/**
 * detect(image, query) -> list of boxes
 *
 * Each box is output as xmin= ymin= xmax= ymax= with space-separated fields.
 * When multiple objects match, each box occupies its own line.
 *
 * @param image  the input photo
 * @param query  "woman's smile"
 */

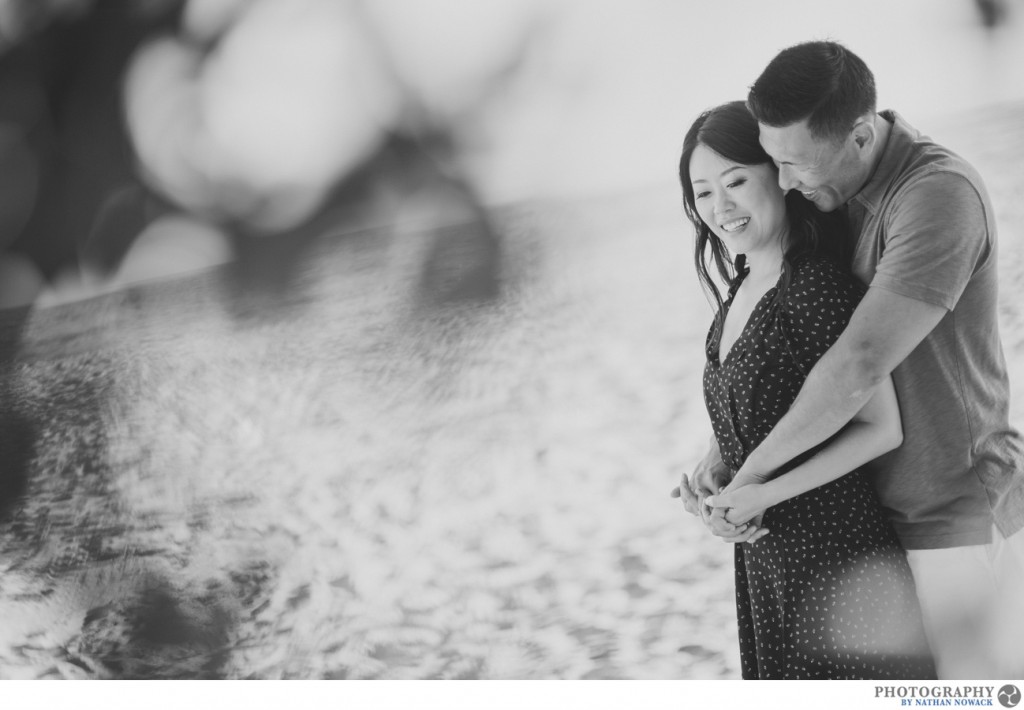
xmin=721 ymin=217 xmax=750 ymax=232
xmin=689 ymin=143 xmax=789 ymax=267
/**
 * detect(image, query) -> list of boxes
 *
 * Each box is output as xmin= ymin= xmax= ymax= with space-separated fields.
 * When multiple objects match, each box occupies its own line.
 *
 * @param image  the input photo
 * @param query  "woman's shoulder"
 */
xmin=791 ymin=251 xmax=843 ymax=275
xmin=783 ymin=253 xmax=865 ymax=308
xmin=789 ymin=253 xmax=858 ymax=284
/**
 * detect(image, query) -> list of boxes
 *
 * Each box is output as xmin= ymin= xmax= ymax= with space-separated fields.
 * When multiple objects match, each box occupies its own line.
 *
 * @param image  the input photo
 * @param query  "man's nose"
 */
xmin=777 ymin=164 xmax=799 ymax=191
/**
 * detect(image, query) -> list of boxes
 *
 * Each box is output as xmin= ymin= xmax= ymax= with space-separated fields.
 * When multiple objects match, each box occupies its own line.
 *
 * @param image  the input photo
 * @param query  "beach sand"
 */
xmin=0 ymin=101 xmax=1022 ymax=679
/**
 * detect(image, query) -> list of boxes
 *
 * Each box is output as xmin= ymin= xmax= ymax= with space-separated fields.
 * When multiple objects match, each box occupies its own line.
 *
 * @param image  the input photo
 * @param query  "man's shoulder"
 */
xmin=883 ymin=111 xmax=987 ymax=199
xmin=898 ymin=144 xmax=982 ymax=189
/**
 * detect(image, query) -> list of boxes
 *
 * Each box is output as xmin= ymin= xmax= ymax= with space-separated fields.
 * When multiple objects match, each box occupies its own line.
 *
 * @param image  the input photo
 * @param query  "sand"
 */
xmin=0 ymin=101 xmax=1022 ymax=680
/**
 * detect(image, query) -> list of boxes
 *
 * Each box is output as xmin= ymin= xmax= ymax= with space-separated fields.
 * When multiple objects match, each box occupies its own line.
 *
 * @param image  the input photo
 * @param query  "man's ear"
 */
xmin=851 ymin=115 xmax=876 ymax=150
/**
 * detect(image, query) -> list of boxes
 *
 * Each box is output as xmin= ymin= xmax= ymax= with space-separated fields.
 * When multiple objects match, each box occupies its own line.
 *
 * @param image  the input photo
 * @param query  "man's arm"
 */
xmin=708 ymin=374 xmax=903 ymax=523
xmin=731 ymin=285 xmax=948 ymax=484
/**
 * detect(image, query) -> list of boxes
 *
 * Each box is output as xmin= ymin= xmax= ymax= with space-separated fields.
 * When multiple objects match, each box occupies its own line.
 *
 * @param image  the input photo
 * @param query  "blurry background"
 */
xmin=0 ymin=0 xmax=1023 ymax=680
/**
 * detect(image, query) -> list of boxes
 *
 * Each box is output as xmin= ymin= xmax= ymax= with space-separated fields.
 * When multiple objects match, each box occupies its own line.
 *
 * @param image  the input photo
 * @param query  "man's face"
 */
xmin=757 ymin=119 xmax=864 ymax=213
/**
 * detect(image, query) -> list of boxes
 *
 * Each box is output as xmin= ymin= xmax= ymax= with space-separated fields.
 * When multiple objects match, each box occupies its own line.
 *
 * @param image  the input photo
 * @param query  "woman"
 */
xmin=678 ymin=101 xmax=935 ymax=679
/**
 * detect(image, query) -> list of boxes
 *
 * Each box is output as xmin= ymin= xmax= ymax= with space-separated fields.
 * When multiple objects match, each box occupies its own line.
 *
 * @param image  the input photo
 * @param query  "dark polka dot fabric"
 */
xmin=702 ymin=254 xmax=936 ymax=680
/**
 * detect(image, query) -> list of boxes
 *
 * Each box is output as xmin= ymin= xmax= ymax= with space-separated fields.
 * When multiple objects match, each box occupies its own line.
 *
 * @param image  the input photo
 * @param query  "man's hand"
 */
xmin=671 ymin=440 xmax=769 ymax=543
xmin=707 ymin=506 xmax=769 ymax=544
xmin=706 ymin=483 xmax=770 ymax=526
xmin=670 ymin=473 xmax=705 ymax=516
xmin=669 ymin=441 xmax=731 ymax=515
xmin=672 ymin=474 xmax=769 ymax=544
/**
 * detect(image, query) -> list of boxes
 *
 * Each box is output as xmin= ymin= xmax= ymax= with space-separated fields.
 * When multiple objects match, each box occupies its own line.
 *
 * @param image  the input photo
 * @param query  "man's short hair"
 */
xmin=747 ymin=40 xmax=876 ymax=143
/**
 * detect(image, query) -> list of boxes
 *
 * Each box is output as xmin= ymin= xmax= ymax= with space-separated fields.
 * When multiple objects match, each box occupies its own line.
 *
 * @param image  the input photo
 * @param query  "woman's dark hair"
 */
xmin=746 ymin=40 xmax=876 ymax=143
xmin=679 ymin=100 xmax=850 ymax=331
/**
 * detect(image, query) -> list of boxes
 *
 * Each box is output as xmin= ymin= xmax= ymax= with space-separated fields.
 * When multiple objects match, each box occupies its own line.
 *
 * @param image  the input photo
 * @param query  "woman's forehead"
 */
xmin=690 ymin=144 xmax=770 ymax=181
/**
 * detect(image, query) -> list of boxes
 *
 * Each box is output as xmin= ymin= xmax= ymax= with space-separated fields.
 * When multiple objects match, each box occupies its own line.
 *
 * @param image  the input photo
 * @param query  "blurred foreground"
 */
xmin=0 ymin=186 xmax=739 ymax=679
xmin=2 ymin=0 xmax=1024 ymax=682
xmin=1 ymin=99 xmax=1023 ymax=679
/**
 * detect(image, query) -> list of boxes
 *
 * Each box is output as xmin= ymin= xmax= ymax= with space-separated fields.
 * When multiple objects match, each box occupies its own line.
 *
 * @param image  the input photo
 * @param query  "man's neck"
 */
xmin=860 ymin=113 xmax=893 ymax=192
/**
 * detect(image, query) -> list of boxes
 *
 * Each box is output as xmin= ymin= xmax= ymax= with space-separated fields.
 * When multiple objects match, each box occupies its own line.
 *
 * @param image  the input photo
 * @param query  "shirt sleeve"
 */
xmin=778 ymin=257 xmax=866 ymax=376
xmin=870 ymin=170 xmax=991 ymax=310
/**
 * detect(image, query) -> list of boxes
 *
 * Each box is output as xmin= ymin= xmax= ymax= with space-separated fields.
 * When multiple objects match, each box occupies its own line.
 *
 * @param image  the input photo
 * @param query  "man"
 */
xmin=675 ymin=40 xmax=1024 ymax=679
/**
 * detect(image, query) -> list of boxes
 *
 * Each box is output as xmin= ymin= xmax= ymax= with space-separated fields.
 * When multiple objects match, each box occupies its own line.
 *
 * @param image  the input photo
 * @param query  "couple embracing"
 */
xmin=672 ymin=40 xmax=1024 ymax=680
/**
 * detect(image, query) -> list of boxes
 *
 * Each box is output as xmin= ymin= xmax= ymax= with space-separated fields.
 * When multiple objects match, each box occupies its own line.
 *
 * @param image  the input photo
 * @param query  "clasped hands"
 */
xmin=670 ymin=463 xmax=770 ymax=544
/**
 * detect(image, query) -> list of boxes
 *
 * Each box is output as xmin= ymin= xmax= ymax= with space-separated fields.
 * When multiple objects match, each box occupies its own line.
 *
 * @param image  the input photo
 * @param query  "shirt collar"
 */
xmin=850 ymin=109 xmax=916 ymax=214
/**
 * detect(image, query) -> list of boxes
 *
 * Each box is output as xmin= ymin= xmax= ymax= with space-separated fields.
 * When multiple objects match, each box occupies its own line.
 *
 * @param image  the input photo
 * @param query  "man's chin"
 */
xmin=807 ymin=193 xmax=840 ymax=213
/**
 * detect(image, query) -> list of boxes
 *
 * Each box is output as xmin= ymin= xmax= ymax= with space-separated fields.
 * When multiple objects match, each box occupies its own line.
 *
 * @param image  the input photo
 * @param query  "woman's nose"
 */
xmin=713 ymin=193 xmax=734 ymax=216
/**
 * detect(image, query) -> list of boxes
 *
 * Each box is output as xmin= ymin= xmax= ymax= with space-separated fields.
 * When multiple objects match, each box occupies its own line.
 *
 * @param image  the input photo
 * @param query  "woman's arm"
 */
xmin=705 ymin=374 xmax=902 ymax=525
xmin=726 ymin=288 xmax=943 ymax=491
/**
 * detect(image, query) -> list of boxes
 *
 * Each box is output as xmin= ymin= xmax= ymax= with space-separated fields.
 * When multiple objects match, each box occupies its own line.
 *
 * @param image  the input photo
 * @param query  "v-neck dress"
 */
xmin=703 ymin=254 xmax=935 ymax=680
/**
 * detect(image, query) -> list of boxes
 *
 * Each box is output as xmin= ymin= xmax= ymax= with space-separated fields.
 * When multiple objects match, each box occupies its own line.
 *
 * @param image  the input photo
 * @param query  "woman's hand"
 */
xmin=670 ymin=441 xmax=731 ymax=517
xmin=706 ymin=483 xmax=771 ymax=526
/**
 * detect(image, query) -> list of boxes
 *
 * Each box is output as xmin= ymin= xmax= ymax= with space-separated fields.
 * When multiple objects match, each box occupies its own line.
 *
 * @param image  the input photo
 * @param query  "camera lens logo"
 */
xmin=999 ymin=685 xmax=1022 ymax=709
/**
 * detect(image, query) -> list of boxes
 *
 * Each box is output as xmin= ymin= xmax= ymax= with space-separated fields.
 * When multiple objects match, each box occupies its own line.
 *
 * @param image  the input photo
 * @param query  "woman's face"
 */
xmin=689 ymin=144 xmax=789 ymax=261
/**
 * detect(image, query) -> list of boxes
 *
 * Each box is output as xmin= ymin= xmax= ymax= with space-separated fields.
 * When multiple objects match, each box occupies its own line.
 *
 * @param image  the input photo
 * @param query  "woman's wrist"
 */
xmin=734 ymin=448 xmax=772 ymax=484
xmin=731 ymin=466 xmax=770 ymax=488
xmin=756 ymin=478 xmax=785 ymax=510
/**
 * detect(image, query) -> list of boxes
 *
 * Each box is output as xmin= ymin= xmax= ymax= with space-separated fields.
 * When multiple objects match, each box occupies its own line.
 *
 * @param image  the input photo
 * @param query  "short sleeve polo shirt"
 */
xmin=846 ymin=111 xmax=1024 ymax=550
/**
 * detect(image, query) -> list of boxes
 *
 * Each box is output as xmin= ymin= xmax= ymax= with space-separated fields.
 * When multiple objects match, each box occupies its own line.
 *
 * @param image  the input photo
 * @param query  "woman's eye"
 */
xmin=695 ymin=191 xmax=710 ymax=200
xmin=727 ymin=178 xmax=747 ymax=189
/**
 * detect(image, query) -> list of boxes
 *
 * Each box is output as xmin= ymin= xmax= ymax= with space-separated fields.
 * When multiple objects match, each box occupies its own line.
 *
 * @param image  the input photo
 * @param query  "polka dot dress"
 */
xmin=702 ymin=254 xmax=936 ymax=680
